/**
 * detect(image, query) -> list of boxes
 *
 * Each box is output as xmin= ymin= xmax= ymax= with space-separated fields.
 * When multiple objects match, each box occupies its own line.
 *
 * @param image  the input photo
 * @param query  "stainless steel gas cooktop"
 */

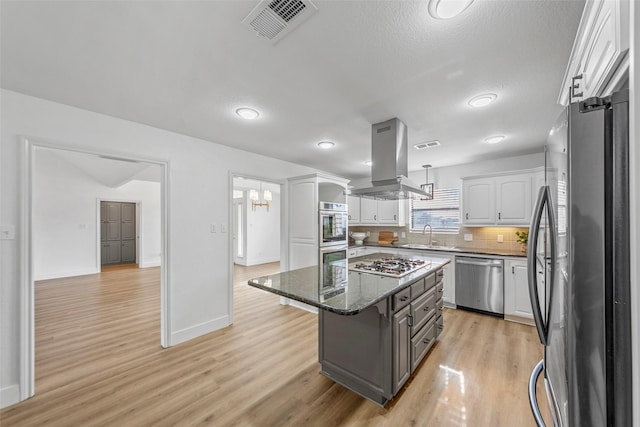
xmin=349 ymin=256 xmax=430 ymax=277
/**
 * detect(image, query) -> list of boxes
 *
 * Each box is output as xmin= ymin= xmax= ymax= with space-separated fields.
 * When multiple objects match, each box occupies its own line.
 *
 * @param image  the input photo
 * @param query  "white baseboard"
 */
xmin=169 ymin=315 xmax=230 ymax=347
xmin=287 ymin=300 xmax=318 ymax=314
xmin=34 ymin=267 xmax=100 ymax=281
xmin=139 ymin=259 xmax=161 ymax=268
xmin=245 ymin=256 xmax=280 ymax=266
xmin=0 ymin=384 xmax=20 ymax=409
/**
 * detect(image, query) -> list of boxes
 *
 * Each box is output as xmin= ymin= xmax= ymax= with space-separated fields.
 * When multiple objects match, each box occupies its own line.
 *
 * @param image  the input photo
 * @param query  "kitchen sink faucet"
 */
xmin=423 ymin=224 xmax=433 ymax=245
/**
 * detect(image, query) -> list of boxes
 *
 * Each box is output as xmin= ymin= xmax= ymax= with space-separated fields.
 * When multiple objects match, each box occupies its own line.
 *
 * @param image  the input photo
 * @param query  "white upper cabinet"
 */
xmin=349 ymin=198 xmax=406 ymax=226
xmin=559 ymin=0 xmax=630 ymax=106
xmin=359 ymin=198 xmax=379 ymax=224
xmin=462 ymin=177 xmax=495 ymax=224
xmin=495 ymin=174 xmax=533 ymax=225
xmin=378 ymin=200 xmax=405 ymax=224
xmin=347 ymin=195 xmax=361 ymax=223
xmin=462 ymin=170 xmax=540 ymax=226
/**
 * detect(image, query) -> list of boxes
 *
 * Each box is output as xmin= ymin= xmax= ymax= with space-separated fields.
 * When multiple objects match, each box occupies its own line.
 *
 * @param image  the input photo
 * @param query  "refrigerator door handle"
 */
xmin=529 ymin=359 xmax=547 ymax=427
xmin=528 ymin=186 xmax=549 ymax=345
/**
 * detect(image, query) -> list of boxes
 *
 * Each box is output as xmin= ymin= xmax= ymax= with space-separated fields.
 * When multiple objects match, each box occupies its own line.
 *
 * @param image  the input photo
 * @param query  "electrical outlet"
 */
xmin=497 ymin=234 xmax=504 ymax=243
xmin=464 ymin=233 xmax=473 ymax=242
xmin=393 ymin=232 xmax=398 ymax=237
xmin=401 ymin=232 xmax=406 ymax=238
xmin=210 ymin=224 xmax=216 ymax=233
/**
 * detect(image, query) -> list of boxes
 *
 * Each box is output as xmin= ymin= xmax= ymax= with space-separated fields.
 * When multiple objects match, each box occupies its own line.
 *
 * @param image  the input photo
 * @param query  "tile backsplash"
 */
xmin=350 ymin=225 xmax=529 ymax=252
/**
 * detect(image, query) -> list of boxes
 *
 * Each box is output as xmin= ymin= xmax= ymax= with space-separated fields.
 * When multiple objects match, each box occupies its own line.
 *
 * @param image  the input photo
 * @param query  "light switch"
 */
xmin=221 ymin=224 xmax=227 ymax=233
xmin=210 ymin=224 xmax=216 ymax=233
xmin=464 ymin=233 xmax=473 ymax=242
xmin=497 ymin=234 xmax=504 ymax=243
xmin=0 ymin=225 xmax=15 ymax=240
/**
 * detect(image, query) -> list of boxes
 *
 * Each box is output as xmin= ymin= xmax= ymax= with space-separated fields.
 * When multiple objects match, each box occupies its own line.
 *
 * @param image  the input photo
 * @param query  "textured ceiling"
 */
xmin=1 ymin=0 xmax=585 ymax=180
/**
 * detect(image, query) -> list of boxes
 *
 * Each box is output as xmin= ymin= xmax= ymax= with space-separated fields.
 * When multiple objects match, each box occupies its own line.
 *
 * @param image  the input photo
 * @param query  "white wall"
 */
xmin=245 ymin=191 xmax=281 ymax=266
xmin=0 ymin=90 xmax=317 ymax=407
xmin=33 ymin=148 xmax=162 ymax=279
xmin=408 ymin=152 xmax=545 ymax=189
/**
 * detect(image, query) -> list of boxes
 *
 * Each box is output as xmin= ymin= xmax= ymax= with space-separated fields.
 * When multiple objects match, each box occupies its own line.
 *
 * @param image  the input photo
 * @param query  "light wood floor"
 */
xmin=1 ymin=263 xmax=548 ymax=426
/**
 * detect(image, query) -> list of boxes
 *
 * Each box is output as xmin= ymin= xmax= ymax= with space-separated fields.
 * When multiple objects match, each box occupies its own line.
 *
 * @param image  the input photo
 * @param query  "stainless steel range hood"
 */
xmin=348 ymin=118 xmax=428 ymax=200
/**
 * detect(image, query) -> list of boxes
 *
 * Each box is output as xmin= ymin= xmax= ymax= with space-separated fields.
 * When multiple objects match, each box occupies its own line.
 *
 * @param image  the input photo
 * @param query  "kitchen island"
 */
xmin=248 ymin=253 xmax=449 ymax=406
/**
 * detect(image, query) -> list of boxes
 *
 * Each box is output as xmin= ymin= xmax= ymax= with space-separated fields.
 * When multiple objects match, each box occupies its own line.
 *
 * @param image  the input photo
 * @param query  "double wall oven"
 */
xmin=319 ymin=202 xmax=348 ymax=293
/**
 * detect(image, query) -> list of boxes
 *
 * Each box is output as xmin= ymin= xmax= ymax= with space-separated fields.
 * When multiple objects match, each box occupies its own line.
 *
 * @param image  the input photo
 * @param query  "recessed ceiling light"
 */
xmin=484 ymin=135 xmax=505 ymax=144
xmin=364 ymin=160 xmax=373 ymax=166
xmin=235 ymin=107 xmax=260 ymax=120
xmin=428 ymin=0 xmax=474 ymax=20
xmin=317 ymin=141 xmax=335 ymax=149
xmin=468 ymin=93 xmax=497 ymax=108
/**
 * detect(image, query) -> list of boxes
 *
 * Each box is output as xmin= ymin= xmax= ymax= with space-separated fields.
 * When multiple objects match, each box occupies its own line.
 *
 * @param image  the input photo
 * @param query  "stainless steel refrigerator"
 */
xmin=527 ymin=89 xmax=631 ymax=427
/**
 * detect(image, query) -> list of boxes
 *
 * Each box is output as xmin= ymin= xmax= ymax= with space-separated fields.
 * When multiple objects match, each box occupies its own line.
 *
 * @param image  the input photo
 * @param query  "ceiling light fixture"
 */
xmin=484 ymin=135 xmax=505 ymax=144
xmin=250 ymin=182 xmax=272 ymax=211
xmin=428 ymin=0 xmax=474 ymax=20
xmin=235 ymin=107 xmax=260 ymax=120
xmin=317 ymin=141 xmax=335 ymax=149
xmin=420 ymin=164 xmax=434 ymax=200
xmin=468 ymin=93 xmax=497 ymax=108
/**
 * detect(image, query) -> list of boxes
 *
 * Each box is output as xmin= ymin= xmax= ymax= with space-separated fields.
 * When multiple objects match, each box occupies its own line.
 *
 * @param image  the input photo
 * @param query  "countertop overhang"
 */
xmin=248 ymin=253 xmax=450 ymax=315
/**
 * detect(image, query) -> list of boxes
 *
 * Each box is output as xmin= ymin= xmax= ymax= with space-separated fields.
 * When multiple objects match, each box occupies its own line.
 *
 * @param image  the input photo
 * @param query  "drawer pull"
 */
xmin=423 ymin=306 xmax=429 ymax=311
xmin=400 ymin=296 xmax=409 ymax=302
xmin=423 ymin=338 xmax=431 ymax=344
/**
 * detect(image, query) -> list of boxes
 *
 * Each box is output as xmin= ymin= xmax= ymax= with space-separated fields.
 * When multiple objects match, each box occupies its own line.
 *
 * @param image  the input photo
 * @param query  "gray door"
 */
xmin=101 ymin=201 xmax=136 ymax=266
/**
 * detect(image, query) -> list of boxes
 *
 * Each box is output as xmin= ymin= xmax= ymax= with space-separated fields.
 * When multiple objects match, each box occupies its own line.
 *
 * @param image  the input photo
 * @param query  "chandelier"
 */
xmin=250 ymin=183 xmax=272 ymax=211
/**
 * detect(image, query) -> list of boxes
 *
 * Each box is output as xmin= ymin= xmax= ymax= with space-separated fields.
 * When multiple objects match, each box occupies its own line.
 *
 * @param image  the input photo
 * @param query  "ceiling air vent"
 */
xmin=242 ymin=0 xmax=318 ymax=43
xmin=414 ymin=140 xmax=441 ymax=150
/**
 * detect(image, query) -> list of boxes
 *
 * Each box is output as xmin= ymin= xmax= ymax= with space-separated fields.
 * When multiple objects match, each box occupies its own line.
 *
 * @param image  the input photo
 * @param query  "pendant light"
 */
xmin=420 ymin=164 xmax=434 ymax=200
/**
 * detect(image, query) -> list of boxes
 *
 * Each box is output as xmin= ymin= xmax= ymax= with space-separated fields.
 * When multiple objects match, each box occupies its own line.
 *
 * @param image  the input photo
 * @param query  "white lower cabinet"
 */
xmin=504 ymin=258 xmax=534 ymax=325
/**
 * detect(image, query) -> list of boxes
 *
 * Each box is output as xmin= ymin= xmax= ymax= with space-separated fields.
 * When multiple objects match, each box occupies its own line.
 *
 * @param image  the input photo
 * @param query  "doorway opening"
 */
xmin=20 ymin=139 xmax=169 ymax=402
xmin=229 ymin=175 xmax=283 ymax=320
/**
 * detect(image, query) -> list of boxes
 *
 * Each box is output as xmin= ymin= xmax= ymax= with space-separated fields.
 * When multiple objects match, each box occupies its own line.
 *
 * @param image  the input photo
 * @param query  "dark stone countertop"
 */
xmin=248 ymin=253 xmax=450 ymax=315
xmin=357 ymin=242 xmax=527 ymax=258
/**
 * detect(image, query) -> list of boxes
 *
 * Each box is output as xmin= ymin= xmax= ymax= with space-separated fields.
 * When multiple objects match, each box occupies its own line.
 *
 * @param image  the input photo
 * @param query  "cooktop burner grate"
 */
xmin=350 ymin=257 xmax=429 ymax=277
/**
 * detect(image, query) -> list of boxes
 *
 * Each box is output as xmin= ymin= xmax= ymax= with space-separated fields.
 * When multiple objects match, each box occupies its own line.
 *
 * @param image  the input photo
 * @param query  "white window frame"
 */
xmin=410 ymin=187 xmax=461 ymax=234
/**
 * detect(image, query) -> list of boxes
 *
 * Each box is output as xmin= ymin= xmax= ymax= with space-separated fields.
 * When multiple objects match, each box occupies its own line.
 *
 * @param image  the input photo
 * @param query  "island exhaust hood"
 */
xmin=348 ymin=118 xmax=429 ymax=200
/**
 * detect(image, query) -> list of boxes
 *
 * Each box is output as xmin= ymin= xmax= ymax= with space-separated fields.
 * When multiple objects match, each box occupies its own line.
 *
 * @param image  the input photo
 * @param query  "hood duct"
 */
xmin=349 ymin=118 xmax=429 ymax=200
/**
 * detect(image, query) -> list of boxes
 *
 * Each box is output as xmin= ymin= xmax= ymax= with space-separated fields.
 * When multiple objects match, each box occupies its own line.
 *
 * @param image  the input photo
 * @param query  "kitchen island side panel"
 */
xmin=319 ymin=303 xmax=393 ymax=405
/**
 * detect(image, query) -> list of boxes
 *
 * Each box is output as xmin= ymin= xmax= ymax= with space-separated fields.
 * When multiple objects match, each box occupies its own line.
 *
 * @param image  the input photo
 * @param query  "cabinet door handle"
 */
xmin=394 ymin=214 xmax=397 ymax=220
xmin=374 ymin=215 xmax=377 ymax=220
xmin=466 ymin=213 xmax=469 ymax=220
xmin=512 ymin=266 xmax=515 ymax=274
xmin=407 ymin=314 xmax=413 ymax=326
xmin=348 ymin=215 xmax=351 ymax=220
xmin=498 ymin=212 xmax=501 ymax=220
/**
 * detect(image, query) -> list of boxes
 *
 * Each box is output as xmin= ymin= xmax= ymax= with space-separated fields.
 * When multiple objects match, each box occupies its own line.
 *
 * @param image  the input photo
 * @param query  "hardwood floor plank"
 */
xmin=1 ymin=262 xmax=548 ymax=426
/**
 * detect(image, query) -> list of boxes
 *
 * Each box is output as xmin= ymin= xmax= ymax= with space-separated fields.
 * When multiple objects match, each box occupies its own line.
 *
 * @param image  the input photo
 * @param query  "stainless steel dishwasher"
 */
xmin=455 ymin=256 xmax=504 ymax=316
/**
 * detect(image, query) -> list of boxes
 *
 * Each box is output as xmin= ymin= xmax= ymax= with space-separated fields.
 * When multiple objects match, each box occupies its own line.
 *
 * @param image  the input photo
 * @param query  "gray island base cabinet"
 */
xmin=318 ymin=270 xmax=443 ymax=406
xmin=247 ymin=253 xmax=448 ymax=406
